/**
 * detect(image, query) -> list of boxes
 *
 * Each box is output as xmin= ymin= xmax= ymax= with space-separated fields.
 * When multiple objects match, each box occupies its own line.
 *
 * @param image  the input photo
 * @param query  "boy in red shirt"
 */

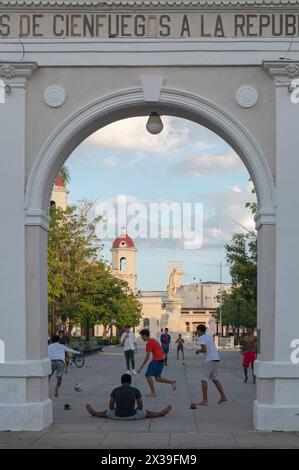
xmin=137 ymin=329 xmax=176 ymax=397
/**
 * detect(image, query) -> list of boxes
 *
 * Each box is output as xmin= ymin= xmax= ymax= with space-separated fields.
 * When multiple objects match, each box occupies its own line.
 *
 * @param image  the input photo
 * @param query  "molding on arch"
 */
xmin=2 ymin=0 xmax=299 ymax=7
xmin=255 ymin=209 xmax=276 ymax=230
xmin=25 ymin=87 xmax=276 ymax=222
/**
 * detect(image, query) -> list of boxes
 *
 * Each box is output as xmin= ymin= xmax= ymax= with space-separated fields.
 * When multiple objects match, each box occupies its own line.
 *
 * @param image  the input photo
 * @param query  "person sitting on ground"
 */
xmin=86 ymin=374 xmax=171 ymax=420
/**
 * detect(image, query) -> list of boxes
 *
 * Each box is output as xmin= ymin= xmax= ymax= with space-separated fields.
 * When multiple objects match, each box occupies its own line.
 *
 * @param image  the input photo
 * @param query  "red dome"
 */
xmin=54 ymin=175 xmax=66 ymax=188
xmin=112 ymin=234 xmax=135 ymax=249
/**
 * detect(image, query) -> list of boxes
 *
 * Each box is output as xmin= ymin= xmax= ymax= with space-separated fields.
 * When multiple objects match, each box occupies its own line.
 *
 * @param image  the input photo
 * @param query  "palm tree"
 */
xmin=58 ymin=165 xmax=71 ymax=184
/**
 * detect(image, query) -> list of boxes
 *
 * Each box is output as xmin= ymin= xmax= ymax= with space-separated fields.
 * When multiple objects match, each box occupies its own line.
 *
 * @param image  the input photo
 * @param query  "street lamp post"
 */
xmin=236 ymin=299 xmax=242 ymax=344
xmin=107 ymin=287 xmax=118 ymax=345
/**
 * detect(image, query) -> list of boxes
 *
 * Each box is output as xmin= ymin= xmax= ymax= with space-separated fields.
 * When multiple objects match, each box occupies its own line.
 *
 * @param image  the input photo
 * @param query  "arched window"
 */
xmin=120 ymin=257 xmax=127 ymax=272
xmin=143 ymin=318 xmax=150 ymax=328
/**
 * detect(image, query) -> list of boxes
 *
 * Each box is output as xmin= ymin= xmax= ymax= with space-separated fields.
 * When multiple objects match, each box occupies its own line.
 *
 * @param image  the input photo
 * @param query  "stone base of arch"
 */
xmin=0 ymin=359 xmax=53 ymax=431
xmin=0 ymin=398 xmax=52 ymax=432
xmin=254 ymin=361 xmax=299 ymax=431
xmin=254 ymin=402 xmax=299 ymax=432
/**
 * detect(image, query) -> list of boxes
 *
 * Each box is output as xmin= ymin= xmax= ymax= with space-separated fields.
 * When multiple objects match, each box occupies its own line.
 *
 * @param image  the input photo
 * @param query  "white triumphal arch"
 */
xmin=0 ymin=0 xmax=299 ymax=431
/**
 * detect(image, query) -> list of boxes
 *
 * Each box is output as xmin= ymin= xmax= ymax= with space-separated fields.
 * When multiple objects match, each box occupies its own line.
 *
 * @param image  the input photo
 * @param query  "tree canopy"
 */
xmin=217 ymin=230 xmax=257 ymax=331
xmin=48 ymin=202 xmax=142 ymax=336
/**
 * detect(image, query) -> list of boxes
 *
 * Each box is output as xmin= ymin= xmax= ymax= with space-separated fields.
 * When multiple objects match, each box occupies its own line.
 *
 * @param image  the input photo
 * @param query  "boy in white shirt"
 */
xmin=48 ymin=334 xmax=80 ymax=397
xmin=195 ymin=324 xmax=228 ymax=406
xmin=121 ymin=326 xmax=137 ymax=374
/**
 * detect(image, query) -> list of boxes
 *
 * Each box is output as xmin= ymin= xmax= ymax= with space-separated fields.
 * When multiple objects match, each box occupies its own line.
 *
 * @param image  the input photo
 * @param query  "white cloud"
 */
xmin=202 ymin=183 xmax=256 ymax=249
xmin=103 ymin=156 xmax=120 ymax=168
xmin=92 ymin=184 xmax=256 ymax=254
xmin=82 ymin=116 xmax=189 ymax=154
xmin=171 ymin=150 xmax=243 ymax=176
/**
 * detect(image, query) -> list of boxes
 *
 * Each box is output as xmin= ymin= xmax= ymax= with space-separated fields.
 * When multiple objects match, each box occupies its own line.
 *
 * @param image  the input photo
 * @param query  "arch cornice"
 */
xmin=1 ymin=0 xmax=299 ymax=7
xmin=25 ymin=87 xmax=276 ymax=225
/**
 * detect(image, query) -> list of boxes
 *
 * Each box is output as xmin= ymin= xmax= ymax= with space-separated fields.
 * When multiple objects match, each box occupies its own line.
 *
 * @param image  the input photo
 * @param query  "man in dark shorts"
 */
xmin=86 ymin=374 xmax=171 ymax=420
xmin=160 ymin=328 xmax=171 ymax=365
xmin=137 ymin=329 xmax=176 ymax=397
xmin=176 ymin=334 xmax=185 ymax=360
xmin=241 ymin=327 xmax=257 ymax=384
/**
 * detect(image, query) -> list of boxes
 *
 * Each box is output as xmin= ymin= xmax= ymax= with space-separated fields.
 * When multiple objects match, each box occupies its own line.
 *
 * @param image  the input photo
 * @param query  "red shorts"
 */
xmin=243 ymin=351 xmax=256 ymax=367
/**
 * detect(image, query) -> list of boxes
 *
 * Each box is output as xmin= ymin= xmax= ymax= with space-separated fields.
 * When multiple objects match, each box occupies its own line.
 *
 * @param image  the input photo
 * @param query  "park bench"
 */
xmin=72 ymin=340 xmax=103 ymax=355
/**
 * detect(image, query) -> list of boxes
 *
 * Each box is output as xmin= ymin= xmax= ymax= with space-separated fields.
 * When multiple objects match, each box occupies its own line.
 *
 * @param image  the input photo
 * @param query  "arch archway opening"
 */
xmin=25 ymin=89 xmax=275 ymax=433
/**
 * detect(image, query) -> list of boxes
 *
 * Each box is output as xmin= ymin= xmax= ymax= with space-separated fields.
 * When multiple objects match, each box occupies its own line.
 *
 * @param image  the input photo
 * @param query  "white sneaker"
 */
xmin=132 ymin=369 xmax=137 ymax=375
xmin=126 ymin=370 xmax=131 ymax=374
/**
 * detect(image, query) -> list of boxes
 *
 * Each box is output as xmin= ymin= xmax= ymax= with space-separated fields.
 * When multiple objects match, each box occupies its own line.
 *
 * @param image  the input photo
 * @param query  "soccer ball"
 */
xmin=73 ymin=383 xmax=82 ymax=392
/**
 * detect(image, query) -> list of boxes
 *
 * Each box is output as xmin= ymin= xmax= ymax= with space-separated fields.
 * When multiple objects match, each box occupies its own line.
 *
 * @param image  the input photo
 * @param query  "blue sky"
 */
xmin=67 ymin=116 xmax=256 ymax=290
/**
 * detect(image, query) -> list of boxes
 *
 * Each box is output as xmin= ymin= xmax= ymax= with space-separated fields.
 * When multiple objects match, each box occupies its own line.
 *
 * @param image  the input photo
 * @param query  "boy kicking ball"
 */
xmin=137 ymin=329 xmax=176 ymax=397
xmin=193 ymin=324 xmax=228 ymax=407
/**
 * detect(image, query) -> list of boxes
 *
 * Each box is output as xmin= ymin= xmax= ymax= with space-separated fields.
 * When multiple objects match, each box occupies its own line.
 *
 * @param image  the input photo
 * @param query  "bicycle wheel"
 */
xmin=74 ymin=353 xmax=85 ymax=368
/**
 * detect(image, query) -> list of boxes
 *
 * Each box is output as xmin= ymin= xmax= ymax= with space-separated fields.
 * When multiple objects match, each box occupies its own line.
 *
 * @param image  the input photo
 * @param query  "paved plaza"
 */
xmin=1 ymin=347 xmax=299 ymax=449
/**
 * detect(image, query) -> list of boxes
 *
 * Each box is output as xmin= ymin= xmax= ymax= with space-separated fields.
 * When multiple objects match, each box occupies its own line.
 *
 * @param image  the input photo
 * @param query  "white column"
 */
xmin=0 ymin=63 xmax=52 ymax=431
xmin=254 ymin=62 xmax=299 ymax=431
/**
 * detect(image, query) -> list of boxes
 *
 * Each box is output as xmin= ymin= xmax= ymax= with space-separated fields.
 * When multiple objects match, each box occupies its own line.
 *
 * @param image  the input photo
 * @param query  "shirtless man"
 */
xmin=241 ymin=328 xmax=257 ymax=384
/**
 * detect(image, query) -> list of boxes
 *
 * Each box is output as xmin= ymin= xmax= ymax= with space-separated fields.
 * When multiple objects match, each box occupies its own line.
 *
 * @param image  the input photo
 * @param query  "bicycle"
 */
xmin=65 ymin=351 xmax=85 ymax=369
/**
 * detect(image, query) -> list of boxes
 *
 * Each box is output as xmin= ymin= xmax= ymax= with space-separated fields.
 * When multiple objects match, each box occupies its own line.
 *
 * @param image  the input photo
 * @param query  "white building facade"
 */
xmin=0 ymin=0 xmax=299 ymax=432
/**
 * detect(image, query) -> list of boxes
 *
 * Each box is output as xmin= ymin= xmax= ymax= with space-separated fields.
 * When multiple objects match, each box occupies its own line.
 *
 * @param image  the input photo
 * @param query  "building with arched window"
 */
xmin=110 ymin=231 xmax=231 ymax=340
xmin=111 ymin=229 xmax=137 ymax=291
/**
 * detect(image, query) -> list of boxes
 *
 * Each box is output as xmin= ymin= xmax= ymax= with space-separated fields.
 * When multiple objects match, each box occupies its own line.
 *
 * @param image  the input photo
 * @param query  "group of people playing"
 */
xmin=48 ymin=324 xmax=257 ymax=421
xmin=119 ymin=326 xmax=185 ymax=377
xmin=159 ymin=328 xmax=185 ymax=363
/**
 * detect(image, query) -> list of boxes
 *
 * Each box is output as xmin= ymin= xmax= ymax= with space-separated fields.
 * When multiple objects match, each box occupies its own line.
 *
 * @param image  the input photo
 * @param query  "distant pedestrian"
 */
xmin=195 ymin=324 xmax=227 ymax=406
xmin=121 ymin=326 xmax=137 ymax=375
xmin=176 ymin=334 xmax=185 ymax=360
xmin=138 ymin=329 xmax=176 ymax=397
xmin=160 ymin=328 xmax=171 ymax=365
xmin=48 ymin=335 xmax=80 ymax=397
xmin=241 ymin=327 xmax=257 ymax=384
xmin=86 ymin=374 xmax=171 ymax=420
xmin=59 ymin=330 xmax=70 ymax=346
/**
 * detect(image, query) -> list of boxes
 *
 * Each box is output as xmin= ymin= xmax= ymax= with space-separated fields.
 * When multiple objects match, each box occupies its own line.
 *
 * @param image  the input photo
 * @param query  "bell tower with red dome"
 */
xmin=111 ymin=228 xmax=137 ymax=291
xmin=50 ymin=175 xmax=68 ymax=210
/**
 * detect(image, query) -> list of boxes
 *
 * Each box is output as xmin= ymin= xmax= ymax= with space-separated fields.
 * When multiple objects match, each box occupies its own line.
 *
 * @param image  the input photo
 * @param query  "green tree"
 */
xmin=48 ymin=202 xmax=142 ymax=337
xmin=225 ymin=231 xmax=257 ymax=300
xmin=58 ymin=164 xmax=71 ymax=184
xmin=217 ymin=230 xmax=257 ymax=334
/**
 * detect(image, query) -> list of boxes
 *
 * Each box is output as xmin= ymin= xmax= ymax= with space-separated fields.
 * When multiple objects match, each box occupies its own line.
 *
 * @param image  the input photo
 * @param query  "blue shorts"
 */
xmin=161 ymin=344 xmax=169 ymax=354
xmin=145 ymin=360 xmax=164 ymax=378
